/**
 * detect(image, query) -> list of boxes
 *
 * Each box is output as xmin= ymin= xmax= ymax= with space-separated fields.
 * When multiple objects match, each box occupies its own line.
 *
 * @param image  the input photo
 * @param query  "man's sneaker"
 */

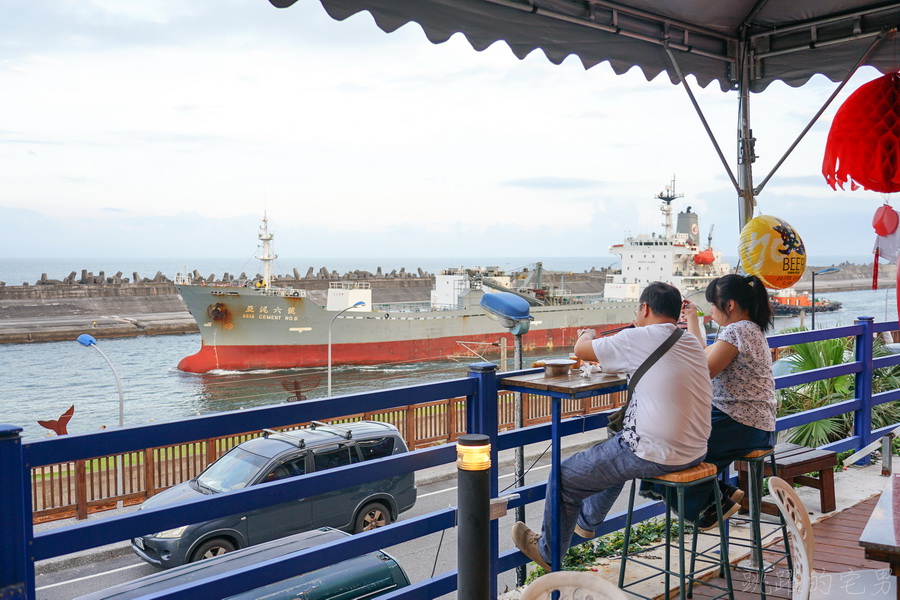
xmin=696 ymin=497 xmax=741 ymax=531
xmin=511 ymin=521 xmax=551 ymax=571
xmin=720 ymin=482 xmax=745 ymax=504
xmin=574 ymin=523 xmax=595 ymax=539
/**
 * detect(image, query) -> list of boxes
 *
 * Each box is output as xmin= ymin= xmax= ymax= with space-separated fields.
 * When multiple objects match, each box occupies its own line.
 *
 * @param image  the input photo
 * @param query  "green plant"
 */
xmin=524 ymin=518 xmax=683 ymax=583
xmin=776 ymin=335 xmax=900 ymax=447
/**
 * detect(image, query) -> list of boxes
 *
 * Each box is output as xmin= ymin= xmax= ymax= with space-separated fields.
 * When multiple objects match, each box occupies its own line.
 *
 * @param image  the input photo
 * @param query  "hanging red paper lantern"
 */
xmin=823 ymin=73 xmax=900 ymax=193
xmin=873 ymin=203 xmax=899 ymax=236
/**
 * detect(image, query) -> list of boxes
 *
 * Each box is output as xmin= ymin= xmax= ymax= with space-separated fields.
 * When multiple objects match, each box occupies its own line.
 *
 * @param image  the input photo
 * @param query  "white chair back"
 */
xmin=769 ymin=476 xmax=815 ymax=600
xmin=521 ymin=571 xmax=627 ymax=600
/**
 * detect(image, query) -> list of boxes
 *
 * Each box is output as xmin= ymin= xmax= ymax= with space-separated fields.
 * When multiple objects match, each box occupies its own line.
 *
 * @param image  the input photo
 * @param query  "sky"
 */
xmin=0 ymin=0 xmax=892 ymax=264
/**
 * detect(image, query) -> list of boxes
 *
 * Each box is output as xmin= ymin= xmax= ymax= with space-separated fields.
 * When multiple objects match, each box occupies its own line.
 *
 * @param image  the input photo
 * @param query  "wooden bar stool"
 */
xmin=618 ymin=463 xmax=734 ymax=600
xmin=729 ymin=448 xmax=793 ymax=600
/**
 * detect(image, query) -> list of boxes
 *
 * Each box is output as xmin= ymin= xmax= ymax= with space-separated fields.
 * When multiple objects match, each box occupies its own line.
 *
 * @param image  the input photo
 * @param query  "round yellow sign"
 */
xmin=738 ymin=215 xmax=806 ymax=290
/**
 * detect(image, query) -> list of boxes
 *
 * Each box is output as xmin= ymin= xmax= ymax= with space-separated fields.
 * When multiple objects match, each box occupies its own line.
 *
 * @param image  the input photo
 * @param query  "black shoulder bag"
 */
xmin=606 ymin=326 xmax=684 ymax=437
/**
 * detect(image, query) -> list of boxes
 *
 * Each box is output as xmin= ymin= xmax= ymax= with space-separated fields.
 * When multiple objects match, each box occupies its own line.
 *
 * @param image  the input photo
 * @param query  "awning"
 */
xmin=270 ymin=0 xmax=900 ymax=92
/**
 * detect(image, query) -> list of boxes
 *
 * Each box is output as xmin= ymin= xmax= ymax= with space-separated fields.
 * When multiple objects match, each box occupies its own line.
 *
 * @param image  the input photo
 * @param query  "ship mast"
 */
xmin=256 ymin=213 xmax=277 ymax=289
xmin=656 ymin=176 xmax=684 ymax=240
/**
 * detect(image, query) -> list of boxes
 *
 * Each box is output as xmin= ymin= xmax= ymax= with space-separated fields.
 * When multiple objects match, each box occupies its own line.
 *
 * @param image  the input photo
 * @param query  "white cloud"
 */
xmin=0 ymin=0 xmax=887 ymax=266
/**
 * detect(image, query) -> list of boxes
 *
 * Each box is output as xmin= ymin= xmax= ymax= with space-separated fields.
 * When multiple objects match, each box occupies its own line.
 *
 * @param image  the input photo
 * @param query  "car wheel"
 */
xmin=190 ymin=538 xmax=236 ymax=562
xmin=354 ymin=501 xmax=390 ymax=533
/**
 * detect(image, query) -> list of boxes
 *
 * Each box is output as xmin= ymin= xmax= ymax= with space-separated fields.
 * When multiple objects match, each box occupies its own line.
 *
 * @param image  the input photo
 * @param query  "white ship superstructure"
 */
xmin=605 ymin=179 xmax=730 ymax=301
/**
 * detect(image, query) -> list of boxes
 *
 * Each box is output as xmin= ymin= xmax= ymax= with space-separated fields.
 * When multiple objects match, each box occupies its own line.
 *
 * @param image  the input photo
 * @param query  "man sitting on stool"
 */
xmin=511 ymin=281 xmax=712 ymax=571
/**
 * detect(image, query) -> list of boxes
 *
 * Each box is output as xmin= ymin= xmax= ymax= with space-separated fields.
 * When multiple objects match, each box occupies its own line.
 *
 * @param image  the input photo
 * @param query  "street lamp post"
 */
xmin=76 ymin=334 xmax=125 ymax=507
xmin=77 ymin=334 xmax=124 ymax=427
xmin=327 ymin=301 xmax=366 ymax=396
xmin=479 ymin=292 xmax=533 ymax=586
xmin=810 ymin=268 xmax=842 ymax=330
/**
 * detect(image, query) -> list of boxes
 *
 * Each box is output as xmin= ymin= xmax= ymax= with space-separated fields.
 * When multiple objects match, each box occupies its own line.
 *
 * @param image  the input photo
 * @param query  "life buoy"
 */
xmin=292 ymin=291 xmax=300 ymax=297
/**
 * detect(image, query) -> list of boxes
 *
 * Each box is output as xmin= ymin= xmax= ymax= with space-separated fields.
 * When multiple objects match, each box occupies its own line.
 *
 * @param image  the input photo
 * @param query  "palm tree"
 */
xmin=776 ymin=333 xmax=900 ymax=447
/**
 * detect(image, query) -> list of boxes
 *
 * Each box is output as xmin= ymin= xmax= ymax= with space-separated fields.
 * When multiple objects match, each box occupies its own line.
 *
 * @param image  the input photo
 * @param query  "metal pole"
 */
xmin=737 ymin=38 xmax=756 ymax=231
xmin=0 ymin=424 xmax=34 ymax=600
xmin=466 ymin=362 xmax=500 ymax=599
xmin=457 ymin=434 xmax=491 ymax=600
xmin=855 ymin=317 xmax=875 ymax=458
xmin=811 ymin=272 xmax=817 ymax=330
xmin=513 ymin=333 xmax=526 ymax=586
xmin=89 ymin=345 xmax=124 ymax=428
xmin=87 ymin=342 xmax=125 ymax=506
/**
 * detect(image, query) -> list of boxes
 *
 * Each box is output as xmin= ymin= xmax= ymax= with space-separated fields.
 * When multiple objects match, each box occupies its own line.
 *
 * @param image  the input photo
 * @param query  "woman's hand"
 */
xmin=680 ymin=299 xmax=700 ymax=322
xmin=576 ymin=328 xmax=597 ymax=340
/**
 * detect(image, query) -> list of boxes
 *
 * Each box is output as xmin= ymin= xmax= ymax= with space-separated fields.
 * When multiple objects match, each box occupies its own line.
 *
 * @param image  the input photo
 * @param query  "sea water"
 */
xmin=0 ymin=264 xmax=894 ymax=440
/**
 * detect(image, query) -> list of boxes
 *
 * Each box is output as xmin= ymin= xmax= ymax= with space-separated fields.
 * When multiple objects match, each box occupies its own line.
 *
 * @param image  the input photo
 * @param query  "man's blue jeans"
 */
xmin=538 ymin=432 xmax=703 ymax=563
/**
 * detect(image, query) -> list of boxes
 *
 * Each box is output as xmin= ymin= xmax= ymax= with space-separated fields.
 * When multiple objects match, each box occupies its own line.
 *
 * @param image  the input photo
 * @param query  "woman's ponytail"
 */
xmin=745 ymin=275 xmax=774 ymax=332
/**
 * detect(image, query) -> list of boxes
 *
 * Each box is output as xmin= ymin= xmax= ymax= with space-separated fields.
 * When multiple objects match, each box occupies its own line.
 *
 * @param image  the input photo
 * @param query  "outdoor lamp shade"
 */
xmin=77 ymin=334 xmax=97 ymax=347
xmin=823 ymin=72 xmax=900 ymax=193
xmin=480 ymin=292 xmax=533 ymax=332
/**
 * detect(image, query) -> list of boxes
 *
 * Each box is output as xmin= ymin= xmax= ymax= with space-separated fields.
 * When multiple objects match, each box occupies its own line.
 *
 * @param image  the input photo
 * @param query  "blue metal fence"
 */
xmin=1 ymin=317 xmax=898 ymax=599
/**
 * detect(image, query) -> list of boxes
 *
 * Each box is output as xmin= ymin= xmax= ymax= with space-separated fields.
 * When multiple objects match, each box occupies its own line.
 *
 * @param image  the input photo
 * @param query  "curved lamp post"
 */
xmin=480 ymin=292 xmax=533 ymax=586
xmin=77 ymin=334 xmax=124 ymax=427
xmin=810 ymin=268 xmax=842 ymax=330
xmin=327 ymin=301 xmax=366 ymax=396
xmin=76 ymin=333 xmax=125 ymax=506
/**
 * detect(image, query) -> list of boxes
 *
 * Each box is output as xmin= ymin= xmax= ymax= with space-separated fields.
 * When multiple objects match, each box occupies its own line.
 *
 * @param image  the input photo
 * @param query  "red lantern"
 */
xmin=873 ymin=203 xmax=899 ymax=236
xmin=823 ymin=73 xmax=900 ymax=193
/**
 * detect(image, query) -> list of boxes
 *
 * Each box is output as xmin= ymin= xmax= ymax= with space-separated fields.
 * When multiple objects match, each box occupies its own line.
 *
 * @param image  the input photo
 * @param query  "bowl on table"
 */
xmin=543 ymin=359 xmax=576 ymax=376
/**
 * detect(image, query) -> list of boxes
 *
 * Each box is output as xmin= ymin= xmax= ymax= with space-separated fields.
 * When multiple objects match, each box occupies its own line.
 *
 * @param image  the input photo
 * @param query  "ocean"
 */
xmin=0 ymin=260 xmax=894 ymax=441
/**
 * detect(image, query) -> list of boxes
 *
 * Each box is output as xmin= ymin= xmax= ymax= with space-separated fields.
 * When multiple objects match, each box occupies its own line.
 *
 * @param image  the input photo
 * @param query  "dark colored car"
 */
xmin=82 ymin=527 xmax=410 ymax=600
xmin=131 ymin=421 xmax=416 ymax=568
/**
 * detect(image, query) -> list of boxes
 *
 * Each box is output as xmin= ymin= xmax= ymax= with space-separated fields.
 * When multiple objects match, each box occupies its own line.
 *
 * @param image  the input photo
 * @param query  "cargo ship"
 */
xmin=175 ymin=216 xmax=638 ymax=373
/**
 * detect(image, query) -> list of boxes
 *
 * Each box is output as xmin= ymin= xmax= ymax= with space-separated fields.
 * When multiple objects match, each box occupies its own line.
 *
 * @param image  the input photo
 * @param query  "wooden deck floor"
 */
xmin=688 ymin=495 xmax=885 ymax=600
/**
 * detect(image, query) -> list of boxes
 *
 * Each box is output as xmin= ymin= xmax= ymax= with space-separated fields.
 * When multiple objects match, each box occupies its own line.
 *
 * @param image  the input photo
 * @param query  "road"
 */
xmin=34 ymin=449 xmax=652 ymax=599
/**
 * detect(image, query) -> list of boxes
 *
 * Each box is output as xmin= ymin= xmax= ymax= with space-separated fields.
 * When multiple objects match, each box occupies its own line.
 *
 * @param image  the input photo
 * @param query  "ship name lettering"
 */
xmin=258 ymin=315 xmax=281 ymax=320
xmin=242 ymin=314 xmax=254 ymax=319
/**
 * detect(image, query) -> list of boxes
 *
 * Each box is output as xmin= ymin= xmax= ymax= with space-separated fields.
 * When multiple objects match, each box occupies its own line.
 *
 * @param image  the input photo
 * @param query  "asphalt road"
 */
xmin=34 ymin=446 xmax=651 ymax=600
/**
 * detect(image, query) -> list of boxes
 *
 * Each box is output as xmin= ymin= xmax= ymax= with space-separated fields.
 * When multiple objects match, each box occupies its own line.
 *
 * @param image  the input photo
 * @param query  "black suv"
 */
xmin=132 ymin=421 xmax=416 ymax=568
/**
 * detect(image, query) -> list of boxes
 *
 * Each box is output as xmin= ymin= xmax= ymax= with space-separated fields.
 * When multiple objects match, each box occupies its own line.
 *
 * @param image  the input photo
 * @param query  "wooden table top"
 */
xmin=499 ymin=370 xmax=627 ymax=398
xmin=859 ymin=473 xmax=900 ymax=555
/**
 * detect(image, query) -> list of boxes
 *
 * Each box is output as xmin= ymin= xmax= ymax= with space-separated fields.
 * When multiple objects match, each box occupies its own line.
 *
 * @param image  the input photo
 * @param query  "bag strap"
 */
xmin=626 ymin=326 xmax=684 ymax=401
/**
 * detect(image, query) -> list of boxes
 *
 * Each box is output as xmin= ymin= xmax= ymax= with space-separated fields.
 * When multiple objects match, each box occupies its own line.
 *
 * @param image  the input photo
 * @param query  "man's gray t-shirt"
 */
xmin=592 ymin=323 xmax=712 ymax=465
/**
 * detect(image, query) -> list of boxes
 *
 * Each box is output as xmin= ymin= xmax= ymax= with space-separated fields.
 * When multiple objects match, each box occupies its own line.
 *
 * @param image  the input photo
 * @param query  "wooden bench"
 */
xmin=736 ymin=442 xmax=837 ymax=516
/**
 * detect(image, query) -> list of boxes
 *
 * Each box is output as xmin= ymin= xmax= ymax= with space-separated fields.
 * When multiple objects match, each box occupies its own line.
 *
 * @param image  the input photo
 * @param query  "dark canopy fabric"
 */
xmin=272 ymin=0 xmax=900 ymax=92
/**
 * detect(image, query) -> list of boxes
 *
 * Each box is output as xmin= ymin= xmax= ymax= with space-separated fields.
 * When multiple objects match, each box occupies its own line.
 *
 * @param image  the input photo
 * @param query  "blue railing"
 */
xmin=1 ymin=317 xmax=897 ymax=599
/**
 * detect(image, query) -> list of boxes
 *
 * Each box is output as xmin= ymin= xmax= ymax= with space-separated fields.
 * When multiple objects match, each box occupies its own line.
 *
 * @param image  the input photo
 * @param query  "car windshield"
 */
xmin=196 ymin=447 xmax=270 ymax=492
